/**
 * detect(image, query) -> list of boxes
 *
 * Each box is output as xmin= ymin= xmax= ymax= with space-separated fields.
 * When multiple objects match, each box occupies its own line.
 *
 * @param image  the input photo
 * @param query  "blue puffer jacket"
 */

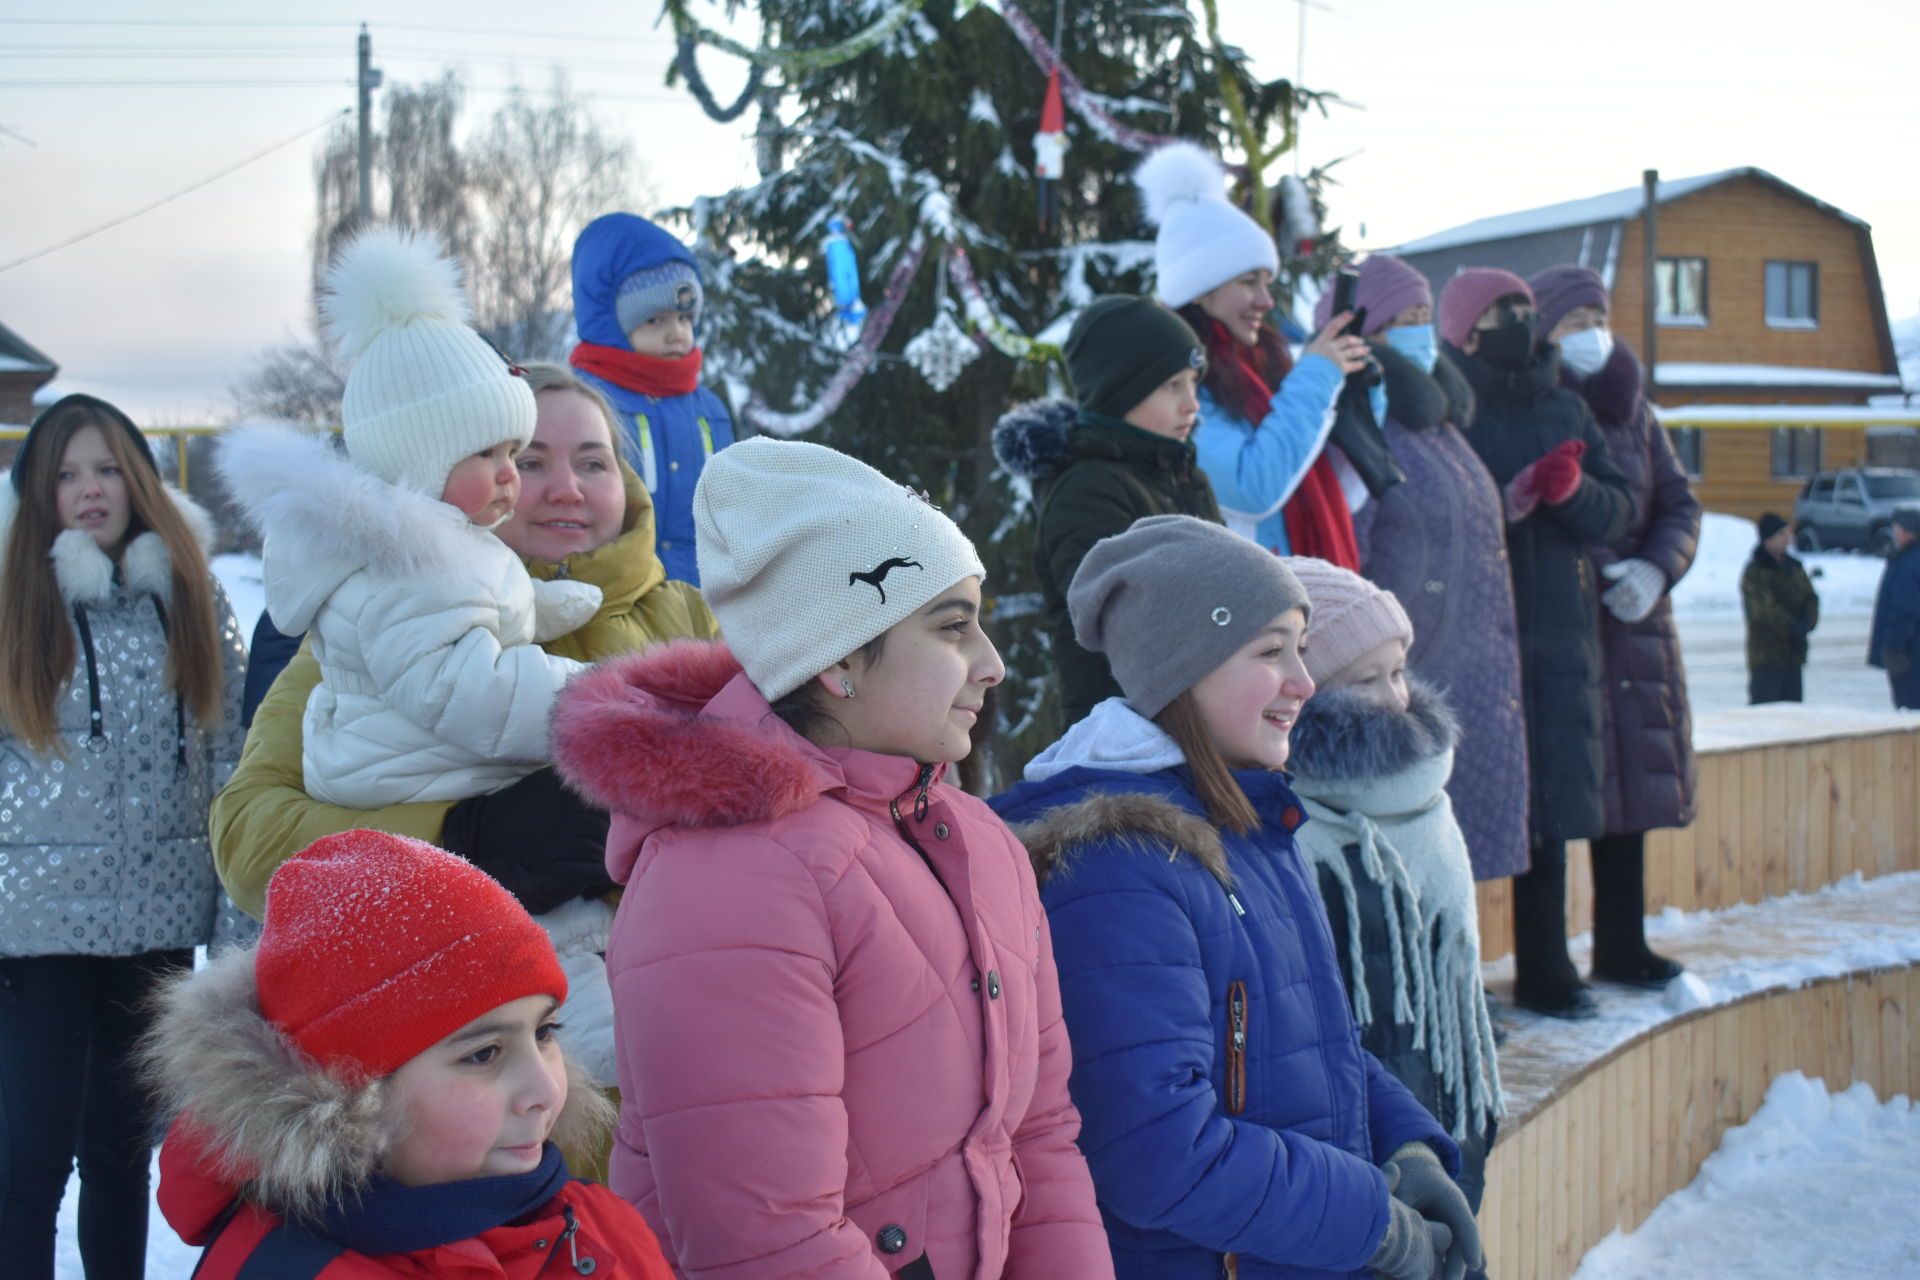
xmin=570 ymin=213 xmax=735 ymax=586
xmin=991 ymin=700 xmax=1458 ymax=1280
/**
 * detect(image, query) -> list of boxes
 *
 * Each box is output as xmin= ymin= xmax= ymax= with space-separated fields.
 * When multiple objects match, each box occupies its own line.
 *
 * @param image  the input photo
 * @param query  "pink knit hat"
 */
xmin=1283 ymin=556 xmax=1413 ymax=687
xmin=1312 ymin=255 xmax=1433 ymax=337
xmin=1437 ymin=268 xmax=1534 ymax=348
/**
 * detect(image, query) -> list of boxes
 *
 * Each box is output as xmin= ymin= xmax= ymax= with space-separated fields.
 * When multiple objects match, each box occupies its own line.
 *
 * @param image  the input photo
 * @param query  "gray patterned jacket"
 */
xmin=0 ymin=487 xmax=246 ymax=957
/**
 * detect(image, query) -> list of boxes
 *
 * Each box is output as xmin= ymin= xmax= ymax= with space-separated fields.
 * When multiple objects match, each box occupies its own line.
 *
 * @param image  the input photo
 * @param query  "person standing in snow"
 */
xmin=1533 ymin=265 xmax=1700 ymax=991
xmin=1280 ymin=558 xmax=1502 ymax=1220
xmin=992 ymin=516 xmax=1479 ymax=1280
xmin=1439 ymin=268 xmax=1635 ymax=1020
xmin=1742 ymin=512 xmax=1820 ymax=704
xmin=569 ymin=212 xmax=736 ymax=586
xmin=1317 ymin=254 xmax=1531 ymax=887
xmin=550 ymin=438 xmax=1113 ymax=1279
xmin=1134 ymin=141 xmax=1371 ymax=565
xmin=1867 ymin=507 xmax=1920 ymax=709
xmin=0 ymin=394 xmax=246 ymax=1280
xmin=993 ymin=295 xmax=1221 ymax=725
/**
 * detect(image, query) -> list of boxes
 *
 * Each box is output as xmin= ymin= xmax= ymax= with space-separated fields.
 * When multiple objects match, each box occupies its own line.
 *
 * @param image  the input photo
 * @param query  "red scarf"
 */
xmin=1203 ymin=320 xmax=1359 ymax=569
xmin=569 ymin=342 xmax=703 ymax=398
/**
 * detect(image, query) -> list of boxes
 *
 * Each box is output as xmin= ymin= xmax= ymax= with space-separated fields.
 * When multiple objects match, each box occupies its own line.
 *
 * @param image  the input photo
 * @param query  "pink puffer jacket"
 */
xmin=552 ymin=641 xmax=1113 ymax=1280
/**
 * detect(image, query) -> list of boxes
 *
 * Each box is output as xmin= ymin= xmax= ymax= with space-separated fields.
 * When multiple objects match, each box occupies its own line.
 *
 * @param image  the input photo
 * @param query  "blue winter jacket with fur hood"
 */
xmin=992 ymin=699 xmax=1458 ymax=1280
xmin=570 ymin=213 xmax=734 ymax=586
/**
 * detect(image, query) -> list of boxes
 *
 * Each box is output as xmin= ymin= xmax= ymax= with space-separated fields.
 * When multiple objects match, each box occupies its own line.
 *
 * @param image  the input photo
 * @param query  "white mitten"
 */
xmin=1600 ymin=558 xmax=1666 ymax=624
xmin=531 ymin=578 xmax=604 ymax=642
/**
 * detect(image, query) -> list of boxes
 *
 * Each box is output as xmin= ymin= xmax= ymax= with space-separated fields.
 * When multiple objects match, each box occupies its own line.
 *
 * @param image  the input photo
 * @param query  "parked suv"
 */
xmin=1793 ymin=467 xmax=1920 ymax=556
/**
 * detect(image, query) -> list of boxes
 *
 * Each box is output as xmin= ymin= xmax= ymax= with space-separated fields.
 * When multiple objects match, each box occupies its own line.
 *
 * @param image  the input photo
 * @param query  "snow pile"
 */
xmin=1573 ymin=1072 xmax=1920 ymax=1278
xmin=1668 ymin=511 xmax=1887 ymax=617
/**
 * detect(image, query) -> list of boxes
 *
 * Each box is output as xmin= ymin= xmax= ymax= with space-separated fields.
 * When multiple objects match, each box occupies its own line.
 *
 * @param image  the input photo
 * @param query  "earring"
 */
xmin=840 ymin=679 xmax=856 ymax=699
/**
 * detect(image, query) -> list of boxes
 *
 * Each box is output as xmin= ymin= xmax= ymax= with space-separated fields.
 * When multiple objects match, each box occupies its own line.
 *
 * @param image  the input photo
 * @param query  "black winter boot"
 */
xmin=1590 ymin=833 xmax=1684 ymax=989
xmin=1512 ymin=839 xmax=1599 ymax=1019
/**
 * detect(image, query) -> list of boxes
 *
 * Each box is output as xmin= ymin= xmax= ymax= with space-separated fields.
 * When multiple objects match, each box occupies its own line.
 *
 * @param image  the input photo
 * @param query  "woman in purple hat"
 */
xmin=1531 ymin=264 xmax=1699 ymax=991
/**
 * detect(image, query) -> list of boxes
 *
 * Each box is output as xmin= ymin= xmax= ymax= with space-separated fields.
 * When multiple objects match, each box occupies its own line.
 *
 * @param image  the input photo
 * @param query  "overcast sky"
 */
xmin=2 ymin=0 xmax=1915 ymax=423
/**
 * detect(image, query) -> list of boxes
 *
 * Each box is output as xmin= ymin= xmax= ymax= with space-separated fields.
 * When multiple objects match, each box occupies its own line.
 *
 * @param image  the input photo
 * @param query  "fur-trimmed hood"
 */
xmin=141 ymin=945 xmax=610 ymax=1225
xmin=992 ymin=396 xmax=1077 ymax=482
xmin=0 ymin=476 xmax=216 ymax=607
xmin=1009 ymin=786 xmax=1231 ymax=891
xmin=1284 ymin=677 xmax=1458 ymax=785
xmin=215 ymin=423 xmax=499 ymax=634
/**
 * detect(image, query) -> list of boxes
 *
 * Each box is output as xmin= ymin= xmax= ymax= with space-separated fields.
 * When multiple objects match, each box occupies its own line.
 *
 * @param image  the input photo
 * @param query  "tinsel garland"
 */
xmin=666 ymin=0 xmax=930 ymax=71
xmin=993 ymin=0 xmax=1175 ymax=154
xmin=676 ymin=34 xmax=765 ymax=123
xmin=946 ymin=243 xmax=1060 ymax=362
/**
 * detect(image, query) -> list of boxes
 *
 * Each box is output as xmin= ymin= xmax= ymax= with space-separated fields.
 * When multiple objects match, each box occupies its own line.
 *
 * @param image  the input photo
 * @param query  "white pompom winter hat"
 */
xmin=320 ymin=225 xmax=536 ymax=497
xmin=1135 ymin=142 xmax=1280 ymax=309
xmin=694 ymin=437 xmax=986 ymax=702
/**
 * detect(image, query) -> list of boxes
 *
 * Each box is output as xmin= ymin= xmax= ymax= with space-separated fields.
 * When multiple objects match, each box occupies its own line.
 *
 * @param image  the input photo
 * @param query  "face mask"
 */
xmin=1557 ymin=326 xmax=1615 ymax=378
xmin=1473 ymin=311 xmax=1538 ymax=373
xmin=1367 ymin=381 xmax=1388 ymax=427
xmin=1382 ymin=323 xmax=1437 ymax=373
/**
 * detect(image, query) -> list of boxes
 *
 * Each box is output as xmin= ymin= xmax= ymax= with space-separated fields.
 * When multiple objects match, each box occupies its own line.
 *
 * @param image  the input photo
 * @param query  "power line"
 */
xmin=0 ymin=17 xmax=675 ymax=45
xmin=1 ymin=78 xmax=352 ymax=88
xmin=0 ymin=108 xmax=348 ymax=275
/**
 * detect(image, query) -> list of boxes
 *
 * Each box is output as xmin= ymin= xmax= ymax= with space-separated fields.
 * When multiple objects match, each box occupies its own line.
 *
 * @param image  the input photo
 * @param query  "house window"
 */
xmin=1655 ymin=257 xmax=1708 ymax=326
xmin=1770 ymin=426 xmax=1822 ymax=480
xmin=1765 ymin=261 xmax=1819 ymax=328
xmin=1667 ymin=426 xmax=1703 ymax=480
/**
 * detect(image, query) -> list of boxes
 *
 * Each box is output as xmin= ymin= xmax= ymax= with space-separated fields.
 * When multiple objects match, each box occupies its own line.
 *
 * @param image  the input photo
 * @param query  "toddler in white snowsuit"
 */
xmin=219 ymin=227 xmax=601 ymax=809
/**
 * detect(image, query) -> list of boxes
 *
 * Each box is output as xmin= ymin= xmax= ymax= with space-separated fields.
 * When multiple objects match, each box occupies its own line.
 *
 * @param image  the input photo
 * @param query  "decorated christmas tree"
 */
xmin=666 ymin=0 xmax=1339 ymax=782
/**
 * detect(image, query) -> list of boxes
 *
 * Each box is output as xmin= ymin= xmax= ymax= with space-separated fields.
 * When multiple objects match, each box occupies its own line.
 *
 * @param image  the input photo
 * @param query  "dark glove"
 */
xmin=1384 ymin=1142 xmax=1483 ymax=1280
xmin=438 ymin=767 xmax=614 ymax=915
xmin=1367 ymin=1195 xmax=1447 ymax=1280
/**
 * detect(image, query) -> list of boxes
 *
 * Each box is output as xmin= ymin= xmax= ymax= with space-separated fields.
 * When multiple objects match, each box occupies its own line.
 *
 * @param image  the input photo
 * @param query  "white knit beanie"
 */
xmin=1135 ymin=142 xmax=1280 ymax=309
xmin=694 ymin=438 xmax=987 ymax=702
xmin=320 ymin=226 xmax=536 ymax=497
xmin=1283 ymin=556 xmax=1414 ymax=686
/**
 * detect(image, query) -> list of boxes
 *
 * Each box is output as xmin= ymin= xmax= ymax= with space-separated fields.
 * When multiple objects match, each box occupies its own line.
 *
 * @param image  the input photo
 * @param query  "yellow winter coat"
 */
xmin=210 ymin=462 xmax=718 ymax=918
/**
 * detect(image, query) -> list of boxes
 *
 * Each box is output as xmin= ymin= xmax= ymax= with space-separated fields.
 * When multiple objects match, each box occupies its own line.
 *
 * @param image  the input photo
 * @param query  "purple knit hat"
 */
xmin=1529 ymin=265 xmax=1610 ymax=338
xmin=1312 ymin=255 xmax=1433 ymax=337
xmin=1437 ymin=268 xmax=1534 ymax=348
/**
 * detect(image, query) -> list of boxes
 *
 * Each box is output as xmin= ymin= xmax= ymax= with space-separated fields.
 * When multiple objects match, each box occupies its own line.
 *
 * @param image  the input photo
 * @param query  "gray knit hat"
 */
xmin=1068 ymin=515 xmax=1311 ymax=717
xmin=615 ymin=260 xmax=703 ymax=335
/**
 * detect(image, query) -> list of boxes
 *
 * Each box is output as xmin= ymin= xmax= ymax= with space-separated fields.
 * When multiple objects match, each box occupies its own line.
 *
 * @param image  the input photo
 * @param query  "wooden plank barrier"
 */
xmin=1477 ymin=964 xmax=1920 ymax=1280
xmin=1476 ymin=710 xmax=1920 ymax=961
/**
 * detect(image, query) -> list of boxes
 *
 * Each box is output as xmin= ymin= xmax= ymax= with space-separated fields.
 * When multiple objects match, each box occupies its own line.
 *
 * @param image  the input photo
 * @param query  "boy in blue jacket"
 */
xmin=569 ymin=212 xmax=735 ymax=585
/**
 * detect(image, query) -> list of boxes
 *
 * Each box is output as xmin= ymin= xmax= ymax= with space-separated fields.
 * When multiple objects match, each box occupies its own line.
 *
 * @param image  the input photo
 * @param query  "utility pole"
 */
xmin=356 ymin=25 xmax=382 ymax=227
xmin=1642 ymin=168 xmax=1659 ymax=392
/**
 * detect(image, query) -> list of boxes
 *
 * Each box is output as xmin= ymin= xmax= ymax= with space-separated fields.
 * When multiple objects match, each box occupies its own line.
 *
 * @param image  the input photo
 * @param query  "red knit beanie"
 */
xmin=1437 ymin=268 xmax=1534 ymax=348
xmin=255 ymin=830 xmax=569 ymax=1079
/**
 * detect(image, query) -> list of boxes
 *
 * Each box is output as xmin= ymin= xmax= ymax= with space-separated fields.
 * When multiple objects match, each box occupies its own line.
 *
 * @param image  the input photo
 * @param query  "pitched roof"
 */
xmin=0 ymin=319 xmax=57 ymax=375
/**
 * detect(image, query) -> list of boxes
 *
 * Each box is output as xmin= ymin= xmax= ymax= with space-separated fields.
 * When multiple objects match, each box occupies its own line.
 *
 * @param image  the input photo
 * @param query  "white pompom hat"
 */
xmin=320 ymin=225 xmax=536 ymax=497
xmin=1134 ymin=142 xmax=1280 ymax=309
xmin=694 ymin=437 xmax=986 ymax=702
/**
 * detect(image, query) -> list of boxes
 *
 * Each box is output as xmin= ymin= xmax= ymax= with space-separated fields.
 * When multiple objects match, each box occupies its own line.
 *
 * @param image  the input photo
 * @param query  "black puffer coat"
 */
xmin=1563 ymin=340 xmax=1701 ymax=836
xmin=1354 ymin=343 xmax=1530 ymax=881
xmin=994 ymin=400 xmax=1222 ymax=724
xmin=1444 ymin=342 xmax=1635 ymax=843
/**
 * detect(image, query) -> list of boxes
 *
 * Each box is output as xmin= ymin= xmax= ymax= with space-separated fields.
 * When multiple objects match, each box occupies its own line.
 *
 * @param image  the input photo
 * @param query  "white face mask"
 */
xmin=1557 ymin=326 xmax=1614 ymax=378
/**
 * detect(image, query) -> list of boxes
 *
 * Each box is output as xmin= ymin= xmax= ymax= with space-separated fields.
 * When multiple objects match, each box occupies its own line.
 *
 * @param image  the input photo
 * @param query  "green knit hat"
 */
xmin=1064 ymin=295 xmax=1206 ymax=420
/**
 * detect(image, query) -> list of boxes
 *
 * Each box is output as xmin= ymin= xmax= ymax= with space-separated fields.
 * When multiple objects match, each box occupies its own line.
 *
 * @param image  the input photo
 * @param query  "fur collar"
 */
xmin=991 ymin=397 xmax=1077 ymax=482
xmin=0 ymin=478 xmax=215 ymax=608
xmin=1560 ymin=338 xmax=1645 ymax=432
xmin=140 ymin=947 xmax=610 ymax=1223
xmin=1376 ymin=340 xmax=1476 ymax=434
xmin=1285 ymin=678 xmax=1458 ymax=784
xmin=551 ymin=639 xmax=822 ymax=831
xmin=1009 ymin=788 xmax=1231 ymax=890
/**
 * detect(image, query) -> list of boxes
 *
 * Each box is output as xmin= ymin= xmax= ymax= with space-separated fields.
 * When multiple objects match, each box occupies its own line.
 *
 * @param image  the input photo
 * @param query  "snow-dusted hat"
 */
xmin=1282 ymin=556 xmax=1414 ymax=687
xmin=1135 ymin=142 xmax=1280 ymax=309
xmin=320 ymin=225 xmax=536 ymax=497
xmin=694 ymin=437 xmax=987 ymax=702
xmin=255 ymin=830 xmax=567 ymax=1079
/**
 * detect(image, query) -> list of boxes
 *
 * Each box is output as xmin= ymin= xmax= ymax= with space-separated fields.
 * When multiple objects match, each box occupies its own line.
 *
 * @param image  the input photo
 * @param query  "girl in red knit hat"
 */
xmin=140 ymin=830 xmax=675 ymax=1280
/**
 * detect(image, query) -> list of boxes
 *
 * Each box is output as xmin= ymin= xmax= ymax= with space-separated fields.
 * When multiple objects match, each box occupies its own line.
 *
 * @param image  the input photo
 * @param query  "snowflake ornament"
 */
xmin=902 ymin=309 xmax=980 ymax=393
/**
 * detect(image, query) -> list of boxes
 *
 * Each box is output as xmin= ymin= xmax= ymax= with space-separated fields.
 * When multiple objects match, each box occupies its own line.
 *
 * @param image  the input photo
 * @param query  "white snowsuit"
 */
xmin=218 ymin=425 xmax=600 ymax=808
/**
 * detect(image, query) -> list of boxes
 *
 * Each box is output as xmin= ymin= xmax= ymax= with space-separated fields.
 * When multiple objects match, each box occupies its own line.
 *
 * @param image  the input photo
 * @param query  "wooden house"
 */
xmin=1388 ymin=168 xmax=1915 ymax=519
xmin=0 ymin=319 xmax=58 ymax=431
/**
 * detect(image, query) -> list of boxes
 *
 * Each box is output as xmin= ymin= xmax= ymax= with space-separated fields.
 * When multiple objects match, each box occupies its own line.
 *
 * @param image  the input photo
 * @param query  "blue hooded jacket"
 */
xmin=570 ymin=212 xmax=735 ymax=585
xmin=991 ymin=699 xmax=1457 ymax=1280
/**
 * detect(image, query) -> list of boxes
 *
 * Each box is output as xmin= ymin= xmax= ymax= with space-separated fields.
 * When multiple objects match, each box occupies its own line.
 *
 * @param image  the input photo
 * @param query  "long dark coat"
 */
xmin=1445 ymin=342 xmax=1636 ymax=844
xmin=1354 ymin=343 xmax=1531 ymax=880
xmin=994 ymin=400 xmax=1223 ymax=724
xmin=1741 ymin=547 xmax=1819 ymax=669
xmin=1563 ymin=341 xmax=1702 ymax=836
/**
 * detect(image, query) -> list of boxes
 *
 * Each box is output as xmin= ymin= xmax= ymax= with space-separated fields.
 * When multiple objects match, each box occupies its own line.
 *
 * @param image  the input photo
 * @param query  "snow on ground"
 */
xmin=212 ymin=552 xmax=264 ymax=648
xmin=1572 ymin=1072 xmax=1920 ymax=1278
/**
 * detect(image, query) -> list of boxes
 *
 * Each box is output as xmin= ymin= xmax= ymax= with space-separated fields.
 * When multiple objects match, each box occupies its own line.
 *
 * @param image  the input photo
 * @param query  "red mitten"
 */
xmin=1535 ymin=439 xmax=1586 ymax=505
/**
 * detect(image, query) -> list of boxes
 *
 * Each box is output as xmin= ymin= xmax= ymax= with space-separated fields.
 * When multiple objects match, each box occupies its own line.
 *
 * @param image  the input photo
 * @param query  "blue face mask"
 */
xmin=1368 ymin=381 xmax=1388 ymax=428
xmin=1383 ymin=323 xmax=1438 ymax=373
